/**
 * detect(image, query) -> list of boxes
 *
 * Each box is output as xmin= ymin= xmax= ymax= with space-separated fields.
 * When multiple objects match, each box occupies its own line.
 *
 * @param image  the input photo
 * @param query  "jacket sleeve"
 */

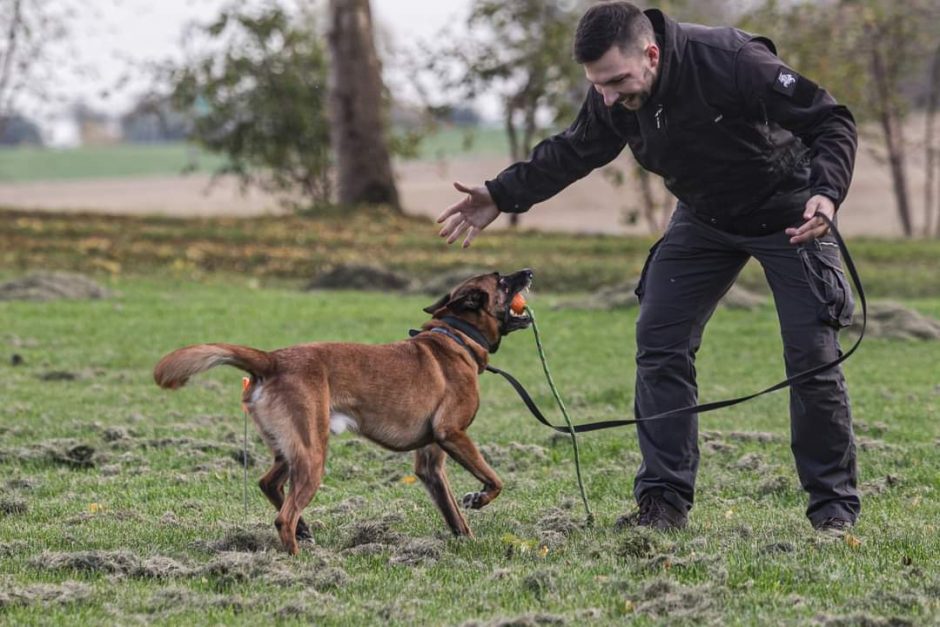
xmin=485 ymin=89 xmax=628 ymax=214
xmin=734 ymin=41 xmax=857 ymax=208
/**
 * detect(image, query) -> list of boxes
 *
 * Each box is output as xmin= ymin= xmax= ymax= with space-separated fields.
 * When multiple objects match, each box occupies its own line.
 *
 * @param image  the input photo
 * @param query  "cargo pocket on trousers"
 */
xmin=634 ymin=237 xmax=664 ymax=304
xmin=798 ymin=240 xmax=855 ymax=328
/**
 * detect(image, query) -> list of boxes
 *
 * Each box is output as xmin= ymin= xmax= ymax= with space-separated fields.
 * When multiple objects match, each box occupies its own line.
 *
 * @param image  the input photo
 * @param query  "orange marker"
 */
xmin=510 ymin=293 xmax=527 ymax=315
xmin=241 ymin=377 xmax=250 ymax=412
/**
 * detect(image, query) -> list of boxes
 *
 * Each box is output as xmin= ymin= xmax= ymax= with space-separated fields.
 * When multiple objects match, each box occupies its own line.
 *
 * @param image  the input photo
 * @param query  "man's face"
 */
xmin=583 ymin=43 xmax=660 ymax=111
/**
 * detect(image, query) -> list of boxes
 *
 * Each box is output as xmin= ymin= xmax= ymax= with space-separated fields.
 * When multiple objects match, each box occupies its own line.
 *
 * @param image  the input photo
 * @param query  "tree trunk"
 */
xmin=504 ymin=104 xmax=523 ymax=228
xmin=327 ymin=0 xmax=399 ymax=210
xmin=636 ymin=167 xmax=670 ymax=234
xmin=926 ymin=43 xmax=940 ymax=238
xmin=0 ymin=0 xmax=24 ymax=138
xmin=870 ymin=41 xmax=913 ymax=237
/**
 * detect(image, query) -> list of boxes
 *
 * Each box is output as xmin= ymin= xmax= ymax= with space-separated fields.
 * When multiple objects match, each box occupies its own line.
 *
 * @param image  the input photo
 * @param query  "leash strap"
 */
xmin=489 ymin=213 xmax=867 ymax=433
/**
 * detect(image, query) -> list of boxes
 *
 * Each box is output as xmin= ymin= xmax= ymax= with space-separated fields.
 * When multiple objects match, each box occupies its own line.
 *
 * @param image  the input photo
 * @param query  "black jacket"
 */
xmin=485 ymin=9 xmax=857 ymax=221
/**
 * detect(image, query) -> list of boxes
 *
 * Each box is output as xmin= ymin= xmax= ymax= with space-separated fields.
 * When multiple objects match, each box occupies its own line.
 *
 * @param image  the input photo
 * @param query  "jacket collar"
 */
xmin=644 ymin=9 xmax=686 ymax=107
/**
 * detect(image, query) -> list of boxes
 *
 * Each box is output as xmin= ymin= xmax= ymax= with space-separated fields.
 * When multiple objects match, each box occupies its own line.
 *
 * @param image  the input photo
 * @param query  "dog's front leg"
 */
xmin=434 ymin=428 xmax=503 ymax=510
xmin=414 ymin=444 xmax=473 ymax=537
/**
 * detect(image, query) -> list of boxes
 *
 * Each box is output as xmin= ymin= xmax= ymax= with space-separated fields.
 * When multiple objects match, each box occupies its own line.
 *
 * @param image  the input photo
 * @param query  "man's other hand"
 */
xmin=786 ymin=195 xmax=836 ymax=245
xmin=437 ymin=181 xmax=501 ymax=248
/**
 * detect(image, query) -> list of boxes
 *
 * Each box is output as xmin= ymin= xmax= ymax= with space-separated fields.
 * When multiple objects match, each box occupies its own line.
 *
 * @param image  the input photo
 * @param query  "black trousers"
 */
xmin=632 ymin=203 xmax=860 ymax=526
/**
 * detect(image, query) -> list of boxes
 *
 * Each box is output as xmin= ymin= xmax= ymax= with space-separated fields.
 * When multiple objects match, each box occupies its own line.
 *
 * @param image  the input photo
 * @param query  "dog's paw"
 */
xmin=295 ymin=521 xmax=314 ymax=542
xmin=462 ymin=491 xmax=487 ymax=510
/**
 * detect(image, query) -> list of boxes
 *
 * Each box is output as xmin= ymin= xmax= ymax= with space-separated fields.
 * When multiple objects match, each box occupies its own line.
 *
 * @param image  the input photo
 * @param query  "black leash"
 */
xmin=487 ymin=213 xmax=866 ymax=433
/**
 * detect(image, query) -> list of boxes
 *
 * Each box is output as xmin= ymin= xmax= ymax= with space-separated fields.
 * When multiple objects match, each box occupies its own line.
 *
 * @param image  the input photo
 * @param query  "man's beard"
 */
xmin=618 ymin=66 xmax=656 ymax=111
xmin=619 ymin=92 xmax=650 ymax=110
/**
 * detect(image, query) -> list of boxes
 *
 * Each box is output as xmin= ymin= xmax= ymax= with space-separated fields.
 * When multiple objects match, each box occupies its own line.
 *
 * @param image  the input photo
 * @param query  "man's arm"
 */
xmin=484 ymin=88 xmax=629 ymax=214
xmin=734 ymin=40 xmax=857 ymax=243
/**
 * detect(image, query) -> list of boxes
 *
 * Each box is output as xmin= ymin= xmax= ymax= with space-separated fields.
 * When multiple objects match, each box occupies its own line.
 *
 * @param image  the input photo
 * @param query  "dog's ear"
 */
xmin=449 ymin=288 xmax=488 ymax=312
xmin=423 ymin=288 xmax=488 ymax=315
xmin=423 ymin=293 xmax=450 ymax=315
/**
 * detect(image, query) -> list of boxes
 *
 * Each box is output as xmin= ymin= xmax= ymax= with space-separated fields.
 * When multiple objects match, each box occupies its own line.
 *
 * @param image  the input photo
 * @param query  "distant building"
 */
xmin=72 ymin=102 xmax=121 ymax=146
xmin=0 ymin=114 xmax=43 ymax=146
xmin=120 ymin=96 xmax=191 ymax=143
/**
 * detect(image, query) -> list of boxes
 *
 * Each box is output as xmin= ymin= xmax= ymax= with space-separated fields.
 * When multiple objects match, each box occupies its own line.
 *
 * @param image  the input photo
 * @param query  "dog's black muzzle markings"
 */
xmin=499 ymin=268 xmax=534 ymax=333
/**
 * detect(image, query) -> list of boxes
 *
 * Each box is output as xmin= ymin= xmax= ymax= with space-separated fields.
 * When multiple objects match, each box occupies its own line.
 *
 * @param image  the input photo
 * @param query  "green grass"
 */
xmin=414 ymin=127 xmax=509 ymax=161
xmin=1 ymin=275 xmax=939 ymax=625
xmin=3 ymin=207 xmax=940 ymax=298
xmin=0 ymin=129 xmax=509 ymax=183
xmin=0 ymin=143 xmax=228 ymax=183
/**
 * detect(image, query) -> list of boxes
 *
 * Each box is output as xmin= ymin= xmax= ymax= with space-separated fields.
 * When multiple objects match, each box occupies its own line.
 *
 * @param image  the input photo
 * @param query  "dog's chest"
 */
xmin=329 ymin=412 xmax=359 ymax=435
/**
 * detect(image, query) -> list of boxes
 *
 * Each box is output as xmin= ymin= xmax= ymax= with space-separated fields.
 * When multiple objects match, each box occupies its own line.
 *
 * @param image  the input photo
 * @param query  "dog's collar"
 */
xmin=408 ymin=317 xmax=493 ymax=372
xmin=439 ymin=315 xmax=496 ymax=353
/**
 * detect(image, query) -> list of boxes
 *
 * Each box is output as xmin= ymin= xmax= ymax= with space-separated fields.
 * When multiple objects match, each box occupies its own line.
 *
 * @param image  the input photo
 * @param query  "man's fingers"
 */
xmin=441 ymin=215 xmax=465 ymax=239
xmin=786 ymin=215 xmax=831 ymax=244
xmin=446 ymin=220 xmax=470 ymax=245
xmin=463 ymin=226 xmax=480 ymax=249
xmin=453 ymin=181 xmax=473 ymax=194
xmin=788 ymin=217 xmax=820 ymax=236
xmin=437 ymin=199 xmax=466 ymax=224
xmin=788 ymin=222 xmax=828 ymax=245
xmin=439 ymin=213 xmax=462 ymax=238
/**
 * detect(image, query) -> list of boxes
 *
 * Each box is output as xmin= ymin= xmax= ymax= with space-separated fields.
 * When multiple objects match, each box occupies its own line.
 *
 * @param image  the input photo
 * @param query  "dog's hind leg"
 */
xmin=274 ymin=391 xmax=329 ymax=556
xmin=275 ymin=451 xmax=324 ymax=556
xmin=414 ymin=444 xmax=472 ymax=537
xmin=434 ymin=427 xmax=503 ymax=511
xmin=259 ymin=454 xmax=313 ymax=541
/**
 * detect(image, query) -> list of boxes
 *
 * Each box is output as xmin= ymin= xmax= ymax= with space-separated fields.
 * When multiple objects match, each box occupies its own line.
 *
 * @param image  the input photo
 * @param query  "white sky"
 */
xmin=27 ymin=0 xmax=476 ymax=145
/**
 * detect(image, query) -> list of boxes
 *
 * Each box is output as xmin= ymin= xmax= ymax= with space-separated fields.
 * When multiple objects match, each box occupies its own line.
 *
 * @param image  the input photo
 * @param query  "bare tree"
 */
xmin=327 ymin=0 xmax=400 ymax=210
xmin=0 ymin=0 xmax=75 ymax=138
xmin=926 ymin=43 xmax=940 ymax=237
xmin=0 ymin=0 xmax=28 ymax=136
xmin=864 ymin=16 xmax=914 ymax=236
xmin=422 ymin=0 xmax=587 ymax=227
xmin=740 ymin=0 xmax=939 ymax=238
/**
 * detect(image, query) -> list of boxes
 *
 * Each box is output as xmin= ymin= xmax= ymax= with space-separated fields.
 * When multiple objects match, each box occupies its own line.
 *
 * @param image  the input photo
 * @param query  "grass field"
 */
xmin=0 ymin=129 xmax=509 ymax=183
xmin=1 ymin=207 xmax=940 ymax=624
xmin=1 ymin=280 xmax=939 ymax=623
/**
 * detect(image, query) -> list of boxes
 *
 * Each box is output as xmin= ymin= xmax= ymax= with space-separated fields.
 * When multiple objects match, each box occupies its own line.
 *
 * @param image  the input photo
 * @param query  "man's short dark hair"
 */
xmin=573 ymin=1 xmax=655 ymax=64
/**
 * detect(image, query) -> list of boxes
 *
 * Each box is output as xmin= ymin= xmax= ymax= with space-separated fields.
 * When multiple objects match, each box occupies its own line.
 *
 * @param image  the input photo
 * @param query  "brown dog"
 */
xmin=153 ymin=269 xmax=533 ymax=554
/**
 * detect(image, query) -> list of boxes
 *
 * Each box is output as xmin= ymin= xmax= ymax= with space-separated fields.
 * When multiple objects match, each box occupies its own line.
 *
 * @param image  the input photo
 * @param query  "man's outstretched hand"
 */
xmin=786 ymin=195 xmax=836 ymax=245
xmin=437 ymin=181 xmax=501 ymax=248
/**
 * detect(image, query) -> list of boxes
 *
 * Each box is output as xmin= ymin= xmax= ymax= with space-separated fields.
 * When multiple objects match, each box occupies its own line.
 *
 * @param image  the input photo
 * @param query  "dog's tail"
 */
xmin=154 ymin=343 xmax=275 ymax=389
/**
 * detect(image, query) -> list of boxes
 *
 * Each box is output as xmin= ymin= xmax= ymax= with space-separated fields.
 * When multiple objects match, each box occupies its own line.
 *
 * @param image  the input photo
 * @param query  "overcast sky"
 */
xmin=30 ymin=0 xmax=475 ymax=145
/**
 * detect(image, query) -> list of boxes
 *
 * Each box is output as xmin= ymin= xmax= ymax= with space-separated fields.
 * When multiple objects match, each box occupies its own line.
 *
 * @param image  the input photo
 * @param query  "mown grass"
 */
xmin=0 ymin=129 xmax=508 ymax=183
xmin=0 ymin=144 xmax=227 ymax=183
xmin=1 ymin=271 xmax=939 ymax=625
xmin=3 ymin=207 xmax=940 ymax=298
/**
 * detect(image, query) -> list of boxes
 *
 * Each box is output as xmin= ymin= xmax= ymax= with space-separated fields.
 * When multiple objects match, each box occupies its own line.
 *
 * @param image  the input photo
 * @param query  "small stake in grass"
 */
xmin=241 ymin=377 xmax=251 ymax=523
xmin=525 ymin=304 xmax=595 ymax=527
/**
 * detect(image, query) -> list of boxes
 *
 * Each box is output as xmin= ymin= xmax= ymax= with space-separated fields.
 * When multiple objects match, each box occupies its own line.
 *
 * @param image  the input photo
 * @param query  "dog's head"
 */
xmin=423 ymin=269 xmax=534 ymax=351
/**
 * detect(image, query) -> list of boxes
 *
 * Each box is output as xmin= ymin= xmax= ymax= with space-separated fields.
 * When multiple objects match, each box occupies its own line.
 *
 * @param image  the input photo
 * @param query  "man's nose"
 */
xmin=601 ymin=88 xmax=619 ymax=108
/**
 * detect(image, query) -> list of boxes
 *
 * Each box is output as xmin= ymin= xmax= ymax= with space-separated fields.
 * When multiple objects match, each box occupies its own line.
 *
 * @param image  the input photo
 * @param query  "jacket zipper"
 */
xmin=654 ymin=104 xmax=666 ymax=131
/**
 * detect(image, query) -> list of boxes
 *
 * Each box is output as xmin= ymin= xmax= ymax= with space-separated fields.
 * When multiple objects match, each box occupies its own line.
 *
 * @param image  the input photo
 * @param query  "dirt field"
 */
xmin=0 ymin=143 xmax=930 ymax=238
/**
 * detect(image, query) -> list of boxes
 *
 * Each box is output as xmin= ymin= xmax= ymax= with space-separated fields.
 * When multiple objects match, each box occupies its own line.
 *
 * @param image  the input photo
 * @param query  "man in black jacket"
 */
xmin=438 ymin=2 xmax=859 ymax=533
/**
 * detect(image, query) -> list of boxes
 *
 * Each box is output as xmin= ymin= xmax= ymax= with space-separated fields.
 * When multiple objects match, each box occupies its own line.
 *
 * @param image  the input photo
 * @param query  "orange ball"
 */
xmin=510 ymin=293 xmax=527 ymax=315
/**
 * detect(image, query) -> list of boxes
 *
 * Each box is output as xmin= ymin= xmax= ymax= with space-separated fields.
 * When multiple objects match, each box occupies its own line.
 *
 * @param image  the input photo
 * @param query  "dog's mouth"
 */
xmin=502 ymin=269 xmax=534 ymax=333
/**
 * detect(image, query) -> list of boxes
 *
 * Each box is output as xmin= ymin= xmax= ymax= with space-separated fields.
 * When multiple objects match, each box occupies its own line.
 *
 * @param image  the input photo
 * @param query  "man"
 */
xmin=437 ymin=2 xmax=860 ymax=533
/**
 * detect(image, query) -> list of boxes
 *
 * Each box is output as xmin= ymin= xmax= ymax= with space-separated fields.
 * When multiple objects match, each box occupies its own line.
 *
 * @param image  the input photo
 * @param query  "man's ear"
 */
xmin=423 ymin=293 xmax=450 ymax=315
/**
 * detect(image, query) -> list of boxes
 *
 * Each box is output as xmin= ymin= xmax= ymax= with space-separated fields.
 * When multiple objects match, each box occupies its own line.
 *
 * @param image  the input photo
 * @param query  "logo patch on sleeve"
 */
xmin=771 ymin=66 xmax=819 ymax=106
xmin=773 ymin=67 xmax=798 ymax=96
